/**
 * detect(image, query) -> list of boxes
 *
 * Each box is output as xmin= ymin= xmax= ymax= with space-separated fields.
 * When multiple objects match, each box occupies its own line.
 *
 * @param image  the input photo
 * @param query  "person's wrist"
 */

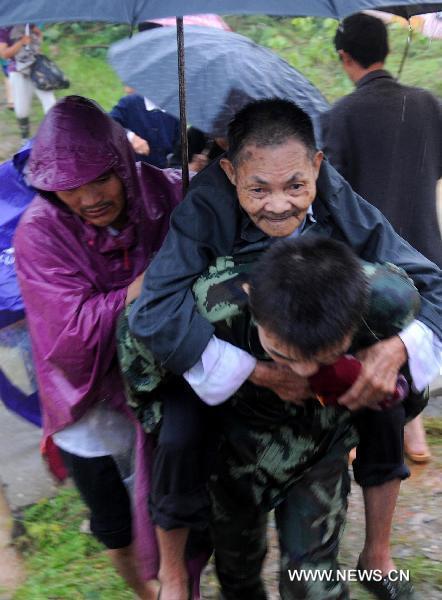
xmin=389 ymin=335 xmax=408 ymax=368
xmin=249 ymin=361 xmax=270 ymax=386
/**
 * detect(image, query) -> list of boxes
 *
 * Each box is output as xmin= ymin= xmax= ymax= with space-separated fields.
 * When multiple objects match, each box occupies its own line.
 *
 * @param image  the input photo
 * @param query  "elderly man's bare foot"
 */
xmin=404 ymin=416 xmax=431 ymax=463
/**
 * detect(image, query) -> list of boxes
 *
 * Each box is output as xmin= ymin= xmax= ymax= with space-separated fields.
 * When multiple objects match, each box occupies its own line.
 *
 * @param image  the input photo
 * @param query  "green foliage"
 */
xmin=13 ymin=488 xmax=133 ymax=599
xmin=225 ymin=16 xmax=442 ymax=102
xmin=40 ymin=23 xmax=128 ymax=110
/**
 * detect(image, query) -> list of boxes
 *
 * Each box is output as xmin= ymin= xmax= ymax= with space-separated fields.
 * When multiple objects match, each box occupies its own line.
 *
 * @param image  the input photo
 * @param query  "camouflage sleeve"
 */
xmin=116 ymin=308 xmax=167 ymax=432
xmin=116 ymin=256 xmax=251 ymax=431
xmin=192 ymin=256 xmax=251 ymax=323
xmin=352 ymin=261 xmax=421 ymax=350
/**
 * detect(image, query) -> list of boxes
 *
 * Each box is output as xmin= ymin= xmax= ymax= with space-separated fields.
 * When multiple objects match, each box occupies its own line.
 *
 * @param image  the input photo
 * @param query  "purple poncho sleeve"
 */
xmin=14 ymin=214 xmax=128 ymax=433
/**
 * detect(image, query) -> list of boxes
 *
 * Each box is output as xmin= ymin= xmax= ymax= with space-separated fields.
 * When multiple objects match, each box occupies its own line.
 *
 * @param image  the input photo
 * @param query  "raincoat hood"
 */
xmin=27 ymin=95 xmax=140 ymax=199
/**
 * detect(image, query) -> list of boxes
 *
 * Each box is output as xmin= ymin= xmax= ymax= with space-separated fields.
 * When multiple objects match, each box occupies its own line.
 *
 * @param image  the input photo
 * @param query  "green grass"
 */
xmin=13 ymin=488 xmax=133 ymax=599
xmin=41 ymin=24 xmax=126 ymax=110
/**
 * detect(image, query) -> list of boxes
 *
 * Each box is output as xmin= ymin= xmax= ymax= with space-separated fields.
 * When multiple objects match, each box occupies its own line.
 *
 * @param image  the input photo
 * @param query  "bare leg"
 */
xmin=4 ymin=76 xmax=13 ymax=107
xmin=156 ymin=527 xmax=189 ymax=600
xmin=107 ymin=543 xmax=159 ymax=600
xmin=404 ymin=415 xmax=431 ymax=462
xmin=360 ymin=479 xmax=401 ymax=574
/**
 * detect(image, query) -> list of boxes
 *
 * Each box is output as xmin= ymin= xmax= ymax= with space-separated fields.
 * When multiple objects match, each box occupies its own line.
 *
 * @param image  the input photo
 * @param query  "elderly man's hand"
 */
xmin=249 ymin=361 xmax=311 ymax=405
xmin=130 ymin=134 xmax=150 ymax=156
xmin=337 ymin=336 xmax=408 ymax=411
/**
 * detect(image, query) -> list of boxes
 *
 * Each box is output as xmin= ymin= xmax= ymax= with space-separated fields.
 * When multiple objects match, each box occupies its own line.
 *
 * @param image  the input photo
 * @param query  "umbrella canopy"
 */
xmin=1 ymin=0 xmax=442 ymax=26
xmin=147 ymin=14 xmax=231 ymax=29
xmin=108 ymin=26 xmax=330 ymax=143
xmin=370 ymin=8 xmax=442 ymax=36
xmin=421 ymin=10 xmax=442 ymax=37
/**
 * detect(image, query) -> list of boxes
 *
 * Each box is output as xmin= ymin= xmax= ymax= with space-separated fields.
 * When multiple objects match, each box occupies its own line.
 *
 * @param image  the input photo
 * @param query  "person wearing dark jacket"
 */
xmin=322 ymin=13 xmax=442 ymax=268
xmin=322 ymin=12 xmax=442 ymax=469
xmin=109 ymin=92 xmax=180 ymax=168
xmin=129 ymin=99 xmax=442 ymax=599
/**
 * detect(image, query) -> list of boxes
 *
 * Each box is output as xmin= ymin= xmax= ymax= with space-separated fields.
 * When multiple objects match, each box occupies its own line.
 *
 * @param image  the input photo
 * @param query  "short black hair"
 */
xmin=248 ymin=237 xmax=368 ymax=357
xmin=334 ymin=13 xmax=389 ymax=68
xmin=227 ymin=98 xmax=317 ymax=166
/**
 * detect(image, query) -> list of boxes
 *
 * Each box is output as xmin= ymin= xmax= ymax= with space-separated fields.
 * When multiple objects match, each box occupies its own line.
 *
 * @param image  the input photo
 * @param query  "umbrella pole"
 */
xmin=396 ymin=20 xmax=413 ymax=81
xmin=176 ymin=17 xmax=189 ymax=194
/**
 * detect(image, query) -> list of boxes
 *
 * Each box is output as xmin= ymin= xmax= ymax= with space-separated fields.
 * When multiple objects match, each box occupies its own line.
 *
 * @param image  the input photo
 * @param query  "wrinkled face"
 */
xmin=221 ymin=139 xmax=323 ymax=237
xmin=55 ymin=171 xmax=126 ymax=227
xmin=257 ymin=323 xmax=353 ymax=378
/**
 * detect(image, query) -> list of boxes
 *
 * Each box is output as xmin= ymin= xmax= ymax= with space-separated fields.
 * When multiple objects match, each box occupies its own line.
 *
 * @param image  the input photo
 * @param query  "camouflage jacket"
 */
xmin=117 ymin=255 xmax=421 ymax=433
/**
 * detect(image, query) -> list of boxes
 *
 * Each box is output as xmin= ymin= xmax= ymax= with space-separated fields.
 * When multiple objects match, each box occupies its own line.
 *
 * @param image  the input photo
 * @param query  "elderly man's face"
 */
xmin=221 ymin=139 xmax=323 ymax=237
xmin=55 ymin=171 xmax=126 ymax=228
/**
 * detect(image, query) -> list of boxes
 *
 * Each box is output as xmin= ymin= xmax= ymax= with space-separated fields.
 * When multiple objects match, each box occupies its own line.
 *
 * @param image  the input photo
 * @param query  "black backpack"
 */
xmin=30 ymin=54 xmax=70 ymax=91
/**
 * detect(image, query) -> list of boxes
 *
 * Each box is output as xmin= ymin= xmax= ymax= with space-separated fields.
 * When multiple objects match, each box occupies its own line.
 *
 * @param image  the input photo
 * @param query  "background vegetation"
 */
xmin=1 ymin=16 xmax=440 ymax=152
xmin=42 ymin=16 xmax=442 ymax=112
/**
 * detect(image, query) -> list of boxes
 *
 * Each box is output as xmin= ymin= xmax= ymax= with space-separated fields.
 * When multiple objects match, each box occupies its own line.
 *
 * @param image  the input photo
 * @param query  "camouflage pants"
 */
xmin=210 ymin=402 xmax=357 ymax=600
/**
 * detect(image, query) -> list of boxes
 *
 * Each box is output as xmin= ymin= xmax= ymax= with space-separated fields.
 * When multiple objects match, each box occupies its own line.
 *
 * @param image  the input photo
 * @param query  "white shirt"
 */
xmin=53 ymin=402 xmax=135 ymax=458
xmin=126 ymin=97 xmax=163 ymax=143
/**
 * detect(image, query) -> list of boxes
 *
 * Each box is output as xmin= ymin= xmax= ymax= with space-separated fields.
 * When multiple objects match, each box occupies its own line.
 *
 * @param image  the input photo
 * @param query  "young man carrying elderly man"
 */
xmin=128 ymin=99 xmax=441 ymax=600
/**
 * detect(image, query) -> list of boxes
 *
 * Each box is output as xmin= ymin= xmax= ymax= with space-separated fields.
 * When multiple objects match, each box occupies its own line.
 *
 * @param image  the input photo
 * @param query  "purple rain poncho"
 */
xmin=13 ymin=96 xmax=208 ymax=588
xmin=15 ymin=96 xmax=182 ymax=437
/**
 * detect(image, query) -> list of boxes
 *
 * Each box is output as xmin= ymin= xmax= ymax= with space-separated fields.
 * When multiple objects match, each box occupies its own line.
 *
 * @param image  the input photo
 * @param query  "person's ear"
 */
xmin=338 ymin=50 xmax=350 ymax=65
xmin=242 ymin=282 xmax=250 ymax=296
xmin=312 ymin=150 xmax=323 ymax=178
xmin=220 ymin=157 xmax=237 ymax=186
xmin=215 ymin=137 xmax=229 ymax=151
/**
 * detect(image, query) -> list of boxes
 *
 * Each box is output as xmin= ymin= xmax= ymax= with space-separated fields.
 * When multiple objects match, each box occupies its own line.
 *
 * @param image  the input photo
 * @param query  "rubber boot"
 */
xmin=17 ymin=117 xmax=30 ymax=140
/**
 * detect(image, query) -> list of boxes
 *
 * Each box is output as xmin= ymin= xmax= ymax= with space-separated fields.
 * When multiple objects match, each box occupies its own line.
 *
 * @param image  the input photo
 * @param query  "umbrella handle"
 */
xmin=176 ymin=17 xmax=189 ymax=195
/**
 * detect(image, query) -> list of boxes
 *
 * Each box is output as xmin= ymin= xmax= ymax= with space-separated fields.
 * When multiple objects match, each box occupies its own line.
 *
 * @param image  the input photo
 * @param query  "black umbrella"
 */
xmin=108 ymin=26 xmax=330 ymax=142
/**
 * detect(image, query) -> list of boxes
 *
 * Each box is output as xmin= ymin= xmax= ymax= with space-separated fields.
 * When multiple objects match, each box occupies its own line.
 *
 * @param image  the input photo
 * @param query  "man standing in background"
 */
xmin=323 ymin=12 xmax=442 ymax=463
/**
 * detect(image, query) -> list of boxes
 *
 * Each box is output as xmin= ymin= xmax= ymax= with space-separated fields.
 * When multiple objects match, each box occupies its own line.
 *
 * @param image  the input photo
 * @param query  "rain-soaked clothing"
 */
xmin=118 ymin=255 xmax=426 ymax=599
xmin=322 ymin=69 xmax=442 ymax=267
xmin=13 ymin=96 xmax=188 ymax=582
xmin=128 ymin=157 xmax=442 ymax=376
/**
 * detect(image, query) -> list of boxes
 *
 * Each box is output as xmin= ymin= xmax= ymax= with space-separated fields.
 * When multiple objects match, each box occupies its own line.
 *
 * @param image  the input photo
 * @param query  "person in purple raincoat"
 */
xmin=13 ymin=95 xmax=183 ymax=599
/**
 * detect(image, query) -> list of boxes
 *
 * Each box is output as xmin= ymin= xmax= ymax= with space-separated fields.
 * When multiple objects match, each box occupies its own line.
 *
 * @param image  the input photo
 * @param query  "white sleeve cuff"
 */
xmin=398 ymin=319 xmax=442 ymax=391
xmin=183 ymin=336 xmax=257 ymax=405
xmin=126 ymin=130 xmax=135 ymax=142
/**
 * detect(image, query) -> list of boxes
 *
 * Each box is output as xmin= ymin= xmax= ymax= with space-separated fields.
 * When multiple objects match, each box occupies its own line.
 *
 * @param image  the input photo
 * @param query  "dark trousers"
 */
xmin=150 ymin=395 xmax=409 ymax=532
xmin=352 ymin=403 xmax=410 ymax=487
xmin=149 ymin=382 xmax=218 ymax=531
xmin=59 ymin=449 xmax=132 ymax=549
